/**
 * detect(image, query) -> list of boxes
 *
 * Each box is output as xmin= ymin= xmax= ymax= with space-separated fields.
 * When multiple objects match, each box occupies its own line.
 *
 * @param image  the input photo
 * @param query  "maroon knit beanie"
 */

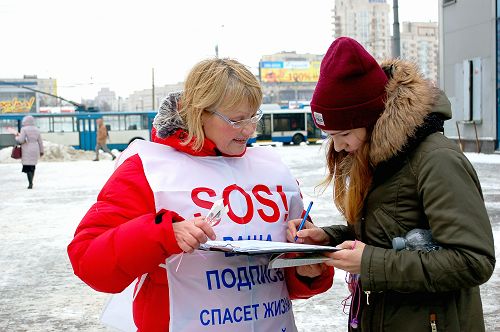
xmin=311 ymin=37 xmax=388 ymax=131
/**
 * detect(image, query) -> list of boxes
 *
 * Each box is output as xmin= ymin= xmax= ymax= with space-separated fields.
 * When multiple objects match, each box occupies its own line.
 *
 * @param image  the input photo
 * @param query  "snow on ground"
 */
xmin=0 ymin=141 xmax=117 ymax=163
xmin=0 ymin=143 xmax=499 ymax=331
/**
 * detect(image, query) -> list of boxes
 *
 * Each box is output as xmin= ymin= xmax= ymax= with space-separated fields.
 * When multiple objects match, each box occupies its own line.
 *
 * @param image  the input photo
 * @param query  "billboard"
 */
xmin=0 ymin=92 xmax=36 ymax=113
xmin=260 ymin=61 xmax=320 ymax=83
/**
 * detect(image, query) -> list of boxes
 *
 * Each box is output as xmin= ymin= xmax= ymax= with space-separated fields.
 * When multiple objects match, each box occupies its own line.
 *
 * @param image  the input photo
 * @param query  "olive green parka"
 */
xmin=322 ymin=59 xmax=495 ymax=332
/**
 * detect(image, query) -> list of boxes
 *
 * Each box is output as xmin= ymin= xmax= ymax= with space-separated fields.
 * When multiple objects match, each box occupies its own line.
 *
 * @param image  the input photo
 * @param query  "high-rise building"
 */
xmin=401 ymin=22 xmax=439 ymax=83
xmin=95 ymin=88 xmax=117 ymax=112
xmin=332 ymin=0 xmax=391 ymax=61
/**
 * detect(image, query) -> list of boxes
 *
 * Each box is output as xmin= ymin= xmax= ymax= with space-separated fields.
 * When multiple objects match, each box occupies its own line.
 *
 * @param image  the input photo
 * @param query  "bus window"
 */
xmin=53 ymin=116 xmax=76 ymax=132
xmin=125 ymin=115 xmax=142 ymax=130
xmin=0 ymin=119 xmax=19 ymax=134
xmin=306 ymin=113 xmax=325 ymax=141
xmin=142 ymin=114 xmax=151 ymax=130
xmin=104 ymin=115 xmax=120 ymax=131
xmin=256 ymin=114 xmax=272 ymax=140
xmin=36 ymin=117 xmax=51 ymax=133
xmin=273 ymin=113 xmax=305 ymax=131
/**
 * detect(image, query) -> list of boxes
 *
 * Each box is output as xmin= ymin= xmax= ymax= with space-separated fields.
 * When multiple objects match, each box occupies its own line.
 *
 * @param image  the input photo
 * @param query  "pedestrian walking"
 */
xmin=15 ymin=115 xmax=44 ymax=189
xmin=288 ymin=37 xmax=496 ymax=331
xmin=68 ymin=58 xmax=334 ymax=331
xmin=93 ymin=118 xmax=116 ymax=161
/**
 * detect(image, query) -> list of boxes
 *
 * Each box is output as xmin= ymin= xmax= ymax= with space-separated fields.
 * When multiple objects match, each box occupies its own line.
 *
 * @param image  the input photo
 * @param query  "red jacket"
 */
xmin=68 ymin=128 xmax=334 ymax=331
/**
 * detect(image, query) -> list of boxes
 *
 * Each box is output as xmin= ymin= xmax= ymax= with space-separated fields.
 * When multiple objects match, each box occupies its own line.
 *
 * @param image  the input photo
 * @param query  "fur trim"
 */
xmin=152 ymin=91 xmax=186 ymax=138
xmin=369 ymin=59 xmax=439 ymax=165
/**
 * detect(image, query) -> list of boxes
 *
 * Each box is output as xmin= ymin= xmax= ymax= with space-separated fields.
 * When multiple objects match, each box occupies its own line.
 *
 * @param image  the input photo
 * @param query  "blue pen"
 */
xmin=295 ymin=201 xmax=313 ymax=242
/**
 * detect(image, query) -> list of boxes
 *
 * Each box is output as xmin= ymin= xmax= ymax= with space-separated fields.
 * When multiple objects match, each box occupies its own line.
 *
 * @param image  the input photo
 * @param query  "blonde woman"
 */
xmin=68 ymin=58 xmax=333 ymax=331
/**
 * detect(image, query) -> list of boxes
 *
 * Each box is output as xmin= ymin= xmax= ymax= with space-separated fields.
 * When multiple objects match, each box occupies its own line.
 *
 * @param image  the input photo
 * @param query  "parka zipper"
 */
xmin=359 ymin=216 xmax=370 ymax=308
xmin=430 ymin=313 xmax=437 ymax=332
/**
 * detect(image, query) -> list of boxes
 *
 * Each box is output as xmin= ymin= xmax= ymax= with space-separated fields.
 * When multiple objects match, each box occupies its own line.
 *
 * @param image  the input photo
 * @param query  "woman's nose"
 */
xmin=333 ymin=137 xmax=346 ymax=152
xmin=240 ymin=122 xmax=257 ymax=136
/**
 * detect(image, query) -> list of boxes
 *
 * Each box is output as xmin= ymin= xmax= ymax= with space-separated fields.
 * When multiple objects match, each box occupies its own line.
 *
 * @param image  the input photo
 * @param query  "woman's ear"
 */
xmin=200 ymin=112 xmax=207 ymax=127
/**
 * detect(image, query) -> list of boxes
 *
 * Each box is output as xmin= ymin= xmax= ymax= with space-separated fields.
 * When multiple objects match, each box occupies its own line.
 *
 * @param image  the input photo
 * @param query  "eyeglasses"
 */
xmin=208 ymin=109 xmax=263 ymax=129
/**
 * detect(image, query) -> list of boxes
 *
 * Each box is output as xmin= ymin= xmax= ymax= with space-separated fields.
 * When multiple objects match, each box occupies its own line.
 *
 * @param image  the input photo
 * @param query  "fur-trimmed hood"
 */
xmin=369 ymin=59 xmax=452 ymax=165
xmin=151 ymin=91 xmax=246 ymax=157
xmin=152 ymin=91 xmax=185 ymax=138
xmin=151 ymin=92 xmax=217 ymax=156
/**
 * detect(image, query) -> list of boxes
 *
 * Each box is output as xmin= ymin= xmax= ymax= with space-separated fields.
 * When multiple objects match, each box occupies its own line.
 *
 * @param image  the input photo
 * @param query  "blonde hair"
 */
xmin=179 ymin=58 xmax=262 ymax=151
xmin=319 ymin=132 xmax=373 ymax=224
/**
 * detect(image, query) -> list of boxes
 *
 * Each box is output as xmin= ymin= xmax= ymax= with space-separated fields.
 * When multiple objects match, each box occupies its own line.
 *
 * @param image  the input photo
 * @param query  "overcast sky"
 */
xmin=0 ymin=0 xmax=438 ymax=101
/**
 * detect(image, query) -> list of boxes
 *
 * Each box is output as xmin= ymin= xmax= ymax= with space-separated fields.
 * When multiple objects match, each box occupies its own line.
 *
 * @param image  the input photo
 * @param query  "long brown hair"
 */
xmin=320 ymin=132 xmax=373 ymax=224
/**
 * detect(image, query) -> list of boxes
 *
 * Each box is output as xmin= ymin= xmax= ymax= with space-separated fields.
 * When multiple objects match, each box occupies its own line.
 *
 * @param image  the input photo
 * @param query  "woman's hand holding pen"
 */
xmin=173 ymin=216 xmax=216 ymax=253
xmin=287 ymin=219 xmax=365 ymax=275
xmin=287 ymin=218 xmax=330 ymax=278
xmin=287 ymin=218 xmax=330 ymax=245
xmin=324 ymin=240 xmax=365 ymax=275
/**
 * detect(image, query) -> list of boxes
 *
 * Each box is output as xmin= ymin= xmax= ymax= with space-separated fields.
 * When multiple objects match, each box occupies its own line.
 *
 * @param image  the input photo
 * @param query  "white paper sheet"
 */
xmin=198 ymin=240 xmax=341 ymax=255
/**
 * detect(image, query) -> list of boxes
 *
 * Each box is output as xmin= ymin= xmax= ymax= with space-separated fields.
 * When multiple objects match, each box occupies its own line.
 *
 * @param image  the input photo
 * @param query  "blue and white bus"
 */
xmin=0 ymin=111 xmax=157 ymax=151
xmin=249 ymin=105 xmax=325 ymax=145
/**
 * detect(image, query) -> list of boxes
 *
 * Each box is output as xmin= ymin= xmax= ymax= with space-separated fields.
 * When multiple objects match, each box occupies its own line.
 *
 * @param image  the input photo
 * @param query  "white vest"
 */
xmin=103 ymin=140 xmax=303 ymax=332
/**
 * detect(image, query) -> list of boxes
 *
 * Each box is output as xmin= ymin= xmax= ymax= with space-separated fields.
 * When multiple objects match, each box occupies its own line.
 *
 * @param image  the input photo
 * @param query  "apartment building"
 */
xmin=401 ymin=22 xmax=439 ymax=82
xmin=332 ymin=0 xmax=391 ymax=61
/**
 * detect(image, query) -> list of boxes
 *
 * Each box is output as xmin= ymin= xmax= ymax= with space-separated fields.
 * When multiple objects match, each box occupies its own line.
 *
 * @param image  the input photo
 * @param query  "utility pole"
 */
xmin=392 ymin=0 xmax=401 ymax=58
xmin=215 ymin=24 xmax=224 ymax=58
xmin=152 ymin=68 xmax=155 ymax=111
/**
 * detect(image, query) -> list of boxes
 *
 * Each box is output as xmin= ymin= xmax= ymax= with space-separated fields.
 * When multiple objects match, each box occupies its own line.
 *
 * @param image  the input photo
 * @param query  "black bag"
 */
xmin=11 ymin=145 xmax=22 ymax=159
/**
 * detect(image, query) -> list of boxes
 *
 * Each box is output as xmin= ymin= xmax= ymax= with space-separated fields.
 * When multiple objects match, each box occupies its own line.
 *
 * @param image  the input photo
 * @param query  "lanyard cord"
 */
xmin=349 ymin=273 xmax=361 ymax=328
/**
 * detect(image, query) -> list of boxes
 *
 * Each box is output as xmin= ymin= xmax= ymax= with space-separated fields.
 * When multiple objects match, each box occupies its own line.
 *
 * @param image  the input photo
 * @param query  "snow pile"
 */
xmin=0 ymin=141 xmax=118 ymax=163
xmin=465 ymin=152 xmax=500 ymax=164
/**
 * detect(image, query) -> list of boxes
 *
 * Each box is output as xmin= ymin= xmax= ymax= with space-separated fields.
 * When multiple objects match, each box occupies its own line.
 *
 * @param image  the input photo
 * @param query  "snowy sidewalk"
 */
xmin=1 ymin=146 xmax=499 ymax=331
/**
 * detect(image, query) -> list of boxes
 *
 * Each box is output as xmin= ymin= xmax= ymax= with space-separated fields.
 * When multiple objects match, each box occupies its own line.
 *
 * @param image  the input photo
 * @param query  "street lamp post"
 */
xmin=215 ymin=24 xmax=224 ymax=58
xmin=152 ymin=68 xmax=155 ymax=111
xmin=392 ymin=0 xmax=401 ymax=57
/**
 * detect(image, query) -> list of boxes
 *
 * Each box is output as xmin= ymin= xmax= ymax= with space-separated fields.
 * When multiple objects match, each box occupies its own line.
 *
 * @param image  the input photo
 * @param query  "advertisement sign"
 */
xmin=260 ymin=61 xmax=320 ymax=83
xmin=0 ymin=92 xmax=36 ymax=113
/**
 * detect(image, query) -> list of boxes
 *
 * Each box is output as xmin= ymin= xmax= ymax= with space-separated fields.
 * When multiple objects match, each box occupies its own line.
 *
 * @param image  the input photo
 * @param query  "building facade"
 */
xmin=401 ymin=22 xmax=439 ymax=83
xmin=440 ymin=0 xmax=498 ymax=152
xmin=94 ymin=88 xmax=117 ymax=112
xmin=259 ymin=52 xmax=322 ymax=107
xmin=332 ymin=0 xmax=391 ymax=61
xmin=126 ymin=82 xmax=184 ymax=112
xmin=0 ymin=76 xmax=58 ymax=113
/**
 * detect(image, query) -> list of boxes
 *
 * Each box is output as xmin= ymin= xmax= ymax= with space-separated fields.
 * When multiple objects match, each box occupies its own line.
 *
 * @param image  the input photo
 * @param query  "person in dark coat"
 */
xmin=15 ymin=115 xmax=44 ymax=189
xmin=288 ymin=37 xmax=495 ymax=331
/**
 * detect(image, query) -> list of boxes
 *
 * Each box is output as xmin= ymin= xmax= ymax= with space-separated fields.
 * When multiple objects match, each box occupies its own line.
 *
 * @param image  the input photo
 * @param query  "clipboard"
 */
xmin=198 ymin=239 xmax=341 ymax=256
xmin=268 ymin=253 xmax=332 ymax=269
